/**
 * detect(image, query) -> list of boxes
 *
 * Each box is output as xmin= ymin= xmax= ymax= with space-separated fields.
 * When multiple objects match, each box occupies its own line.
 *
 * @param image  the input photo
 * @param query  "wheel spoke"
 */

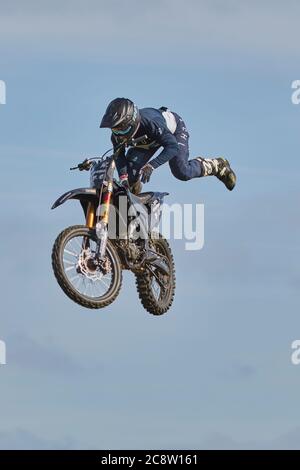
xmin=63 ymin=258 xmax=75 ymax=265
xmin=99 ymin=278 xmax=110 ymax=288
xmin=64 ymin=249 xmax=77 ymax=257
xmin=74 ymin=237 xmax=83 ymax=250
xmin=65 ymin=265 xmax=75 ymax=272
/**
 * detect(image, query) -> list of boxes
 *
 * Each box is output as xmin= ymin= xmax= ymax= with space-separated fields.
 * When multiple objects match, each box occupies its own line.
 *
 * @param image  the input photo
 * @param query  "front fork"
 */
xmin=85 ymin=181 xmax=114 ymax=260
xmin=86 ymin=202 xmax=95 ymax=229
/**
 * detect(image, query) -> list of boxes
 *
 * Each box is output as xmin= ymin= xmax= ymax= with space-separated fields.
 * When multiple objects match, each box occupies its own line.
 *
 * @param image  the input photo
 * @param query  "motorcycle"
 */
xmin=51 ymin=135 xmax=176 ymax=315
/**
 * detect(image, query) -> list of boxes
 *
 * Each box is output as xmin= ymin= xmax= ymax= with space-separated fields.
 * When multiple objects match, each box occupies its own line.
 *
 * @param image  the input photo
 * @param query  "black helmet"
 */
xmin=100 ymin=98 xmax=140 ymax=139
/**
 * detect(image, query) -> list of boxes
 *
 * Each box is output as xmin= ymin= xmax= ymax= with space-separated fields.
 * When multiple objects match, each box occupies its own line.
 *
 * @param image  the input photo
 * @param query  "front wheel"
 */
xmin=52 ymin=225 xmax=122 ymax=309
xmin=135 ymin=235 xmax=176 ymax=315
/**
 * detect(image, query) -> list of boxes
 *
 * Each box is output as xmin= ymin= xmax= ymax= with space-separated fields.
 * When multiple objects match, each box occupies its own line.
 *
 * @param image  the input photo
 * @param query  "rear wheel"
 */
xmin=52 ymin=225 xmax=122 ymax=309
xmin=135 ymin=235 xmax=176 ymax=315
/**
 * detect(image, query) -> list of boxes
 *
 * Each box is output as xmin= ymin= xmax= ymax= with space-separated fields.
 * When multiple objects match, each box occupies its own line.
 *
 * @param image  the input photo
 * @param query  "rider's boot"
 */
xmin=196 ymin=157 xmax=236 ymax=191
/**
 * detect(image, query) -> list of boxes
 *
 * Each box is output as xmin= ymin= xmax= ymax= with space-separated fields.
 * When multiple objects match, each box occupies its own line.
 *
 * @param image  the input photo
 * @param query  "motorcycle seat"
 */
xmin=131 ymin=191 xmax=169 ymax=205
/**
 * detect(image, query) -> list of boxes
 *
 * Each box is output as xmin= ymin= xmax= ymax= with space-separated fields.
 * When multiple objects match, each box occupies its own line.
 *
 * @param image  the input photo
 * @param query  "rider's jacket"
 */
xmin=111 ymin=107 xmax=180 ymax=177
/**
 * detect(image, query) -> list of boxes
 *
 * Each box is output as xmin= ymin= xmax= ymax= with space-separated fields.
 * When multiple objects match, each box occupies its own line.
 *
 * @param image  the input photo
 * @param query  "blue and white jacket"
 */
xmin=112 ymin=107 xmax=180 ymax=177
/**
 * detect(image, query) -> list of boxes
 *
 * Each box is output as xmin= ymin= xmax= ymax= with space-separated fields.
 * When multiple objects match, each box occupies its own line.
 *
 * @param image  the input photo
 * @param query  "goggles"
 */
xmin=112 ymin=125 xmax=132 ymax=136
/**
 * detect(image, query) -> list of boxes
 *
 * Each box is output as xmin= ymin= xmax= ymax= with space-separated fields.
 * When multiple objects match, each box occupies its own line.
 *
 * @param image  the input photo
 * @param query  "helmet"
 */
xmin=100 ymin=98 xmax=140 ymax=140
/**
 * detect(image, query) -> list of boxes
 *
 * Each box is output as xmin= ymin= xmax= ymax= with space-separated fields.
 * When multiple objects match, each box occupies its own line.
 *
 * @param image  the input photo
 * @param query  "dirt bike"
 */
xmin=51 ymin=135 xmax=176 ymax=315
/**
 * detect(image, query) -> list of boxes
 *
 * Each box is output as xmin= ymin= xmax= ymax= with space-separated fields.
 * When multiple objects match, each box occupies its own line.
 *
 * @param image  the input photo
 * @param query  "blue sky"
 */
xmin=0 ymin=0 xmax=300 ymax=449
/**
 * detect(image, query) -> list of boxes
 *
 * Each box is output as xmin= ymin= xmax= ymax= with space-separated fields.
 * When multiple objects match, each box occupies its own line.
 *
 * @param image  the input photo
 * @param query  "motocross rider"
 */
xmin=100 ymin=98 xmax=236 ymax=193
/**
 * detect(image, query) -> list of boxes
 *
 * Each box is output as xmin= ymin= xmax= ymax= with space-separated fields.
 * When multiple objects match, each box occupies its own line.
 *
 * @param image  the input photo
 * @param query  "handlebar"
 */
xmin=69 ymin=134 xmax=148 ymax=171
xmin=70 ymin=159 xmax=91 ymax=171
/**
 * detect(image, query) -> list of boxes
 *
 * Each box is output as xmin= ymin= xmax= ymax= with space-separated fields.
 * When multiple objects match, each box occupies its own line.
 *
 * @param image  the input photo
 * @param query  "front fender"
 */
xmin=51 ymin=187 xmax=97 ymax=210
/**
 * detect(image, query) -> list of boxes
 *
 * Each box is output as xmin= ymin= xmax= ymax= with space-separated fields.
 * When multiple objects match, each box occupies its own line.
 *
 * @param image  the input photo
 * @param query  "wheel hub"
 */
xmin=76 ymin=249 xmax=111 ymax=281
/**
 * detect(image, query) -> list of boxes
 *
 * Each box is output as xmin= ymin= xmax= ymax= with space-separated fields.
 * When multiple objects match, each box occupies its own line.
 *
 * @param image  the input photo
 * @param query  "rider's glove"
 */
xmin=140 ymin=163 xmax=154 ymax=184
xmin=78 ymin=159 xmax=92 ymax=171
xmin=119 ymin=174 xmax=129 ymax=189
